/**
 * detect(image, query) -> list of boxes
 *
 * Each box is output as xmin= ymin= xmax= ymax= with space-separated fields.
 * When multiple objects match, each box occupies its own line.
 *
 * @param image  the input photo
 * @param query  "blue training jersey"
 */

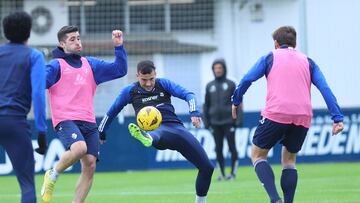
xmin=0 ymin=43 xmax=47 ymax=133
xmin=232 ymin=46 xmax=343 ymax=122
xmin=98 ymin=78 xmax=201 ymax=132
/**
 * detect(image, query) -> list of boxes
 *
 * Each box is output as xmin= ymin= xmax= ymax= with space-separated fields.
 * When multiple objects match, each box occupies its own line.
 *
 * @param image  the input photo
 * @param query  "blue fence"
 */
xmin=1 ymin=108 xmax=359 ymax=175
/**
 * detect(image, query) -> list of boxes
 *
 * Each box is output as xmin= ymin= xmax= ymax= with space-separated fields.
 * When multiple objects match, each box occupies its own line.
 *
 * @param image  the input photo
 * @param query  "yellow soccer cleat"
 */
xmin=41 ymin=170 xmax=56 ymax=203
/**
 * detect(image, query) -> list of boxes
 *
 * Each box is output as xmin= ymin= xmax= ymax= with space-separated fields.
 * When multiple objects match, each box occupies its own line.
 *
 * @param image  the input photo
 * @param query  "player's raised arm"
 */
xmin=88 ymin=30 xmax=128 ymax=85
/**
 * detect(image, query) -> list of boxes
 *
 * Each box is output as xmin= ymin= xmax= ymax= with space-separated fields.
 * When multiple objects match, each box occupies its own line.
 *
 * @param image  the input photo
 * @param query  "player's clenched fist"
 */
xmin=112 ymin=30 xmax=123 ymax=46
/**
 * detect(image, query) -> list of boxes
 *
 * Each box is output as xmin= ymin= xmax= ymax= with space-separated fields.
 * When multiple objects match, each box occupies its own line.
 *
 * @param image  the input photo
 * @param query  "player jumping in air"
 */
xmin=41 ymin=25 xmax=128 ymax=203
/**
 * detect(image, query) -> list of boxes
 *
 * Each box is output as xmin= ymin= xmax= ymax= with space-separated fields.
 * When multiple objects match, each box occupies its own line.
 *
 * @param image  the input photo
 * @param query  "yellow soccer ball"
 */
xmin=136 ymin=106 xmax=162 ymax=131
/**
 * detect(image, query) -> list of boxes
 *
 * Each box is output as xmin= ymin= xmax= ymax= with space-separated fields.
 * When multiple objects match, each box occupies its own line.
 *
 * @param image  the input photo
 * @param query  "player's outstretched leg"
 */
xmin=41 ymin=169 xmax=57 ymax=203
xmin=128 ymin=123 xmax=153 ymax=147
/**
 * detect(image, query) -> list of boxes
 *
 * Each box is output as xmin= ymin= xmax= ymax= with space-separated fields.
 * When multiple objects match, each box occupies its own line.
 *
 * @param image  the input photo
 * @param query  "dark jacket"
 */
xmin=203 ymin=59 xmax=243 ymax=128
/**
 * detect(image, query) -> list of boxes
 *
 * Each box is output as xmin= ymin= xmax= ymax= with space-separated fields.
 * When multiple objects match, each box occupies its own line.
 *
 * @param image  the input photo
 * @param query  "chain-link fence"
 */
xmin=0 ymin=0 xmax=216 ymax=118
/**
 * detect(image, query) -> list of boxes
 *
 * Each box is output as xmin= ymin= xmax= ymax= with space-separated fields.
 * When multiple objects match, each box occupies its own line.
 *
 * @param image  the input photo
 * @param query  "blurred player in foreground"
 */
xmin=98 ymin=60 xmax=214 ymax=203
xmin=41 ymin=25 xmax=128 ymax=203
xmin=0 ymin=11 xmax=47 ymax=203
xmin=231 ymin=26 xmax=344 ymax=203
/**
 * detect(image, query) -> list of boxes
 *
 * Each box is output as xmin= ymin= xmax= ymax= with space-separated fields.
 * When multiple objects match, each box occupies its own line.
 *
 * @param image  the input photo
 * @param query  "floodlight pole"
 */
xmin=80 ymin=0 xmax=86 ymax=35
xmin=164 ymin=0 xmax=171 ymax=33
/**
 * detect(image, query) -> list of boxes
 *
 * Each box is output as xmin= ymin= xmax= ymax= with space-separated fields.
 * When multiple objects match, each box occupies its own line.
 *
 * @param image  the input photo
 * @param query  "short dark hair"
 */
xmin=137 ymin=60 xmax=156 ymax=74
xmin=57 ymin=25 xmax=79 ymax=42
xmin=272 ymin=26 xmax=297 ymax=48
xmin=2 ymin=11 xmax=32 ymax=43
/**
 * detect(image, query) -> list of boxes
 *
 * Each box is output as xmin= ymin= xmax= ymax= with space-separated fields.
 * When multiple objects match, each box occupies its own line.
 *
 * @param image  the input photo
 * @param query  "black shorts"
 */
xmin=252 ymin=117 xmax=308 ymax=153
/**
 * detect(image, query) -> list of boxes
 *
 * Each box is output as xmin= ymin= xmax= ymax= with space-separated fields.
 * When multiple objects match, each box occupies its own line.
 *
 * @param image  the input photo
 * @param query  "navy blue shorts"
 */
xmin=252 ymin=117 xmax=308 ymax=153
xmin=55 ymin=120 xmax=99 ymax=158
xmin=149 ymin=122 xmax=213 ymax=169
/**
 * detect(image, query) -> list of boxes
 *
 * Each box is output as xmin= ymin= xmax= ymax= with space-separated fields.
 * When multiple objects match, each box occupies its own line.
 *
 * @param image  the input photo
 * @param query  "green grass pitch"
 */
xmin=0 ymin=162 xmax=359 ymax=202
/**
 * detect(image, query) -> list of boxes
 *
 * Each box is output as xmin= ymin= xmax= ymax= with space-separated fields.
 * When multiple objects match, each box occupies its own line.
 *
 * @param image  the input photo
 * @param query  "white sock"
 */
xmin=49 ymin=168 xmax=59 ymax=181
xmin=196 ymin=195 xmax=206 ymax=203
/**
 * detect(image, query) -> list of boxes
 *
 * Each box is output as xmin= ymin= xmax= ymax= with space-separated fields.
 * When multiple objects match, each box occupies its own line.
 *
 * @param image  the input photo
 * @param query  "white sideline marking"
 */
xmin=0 ymin=191 xmax=231 ymax=197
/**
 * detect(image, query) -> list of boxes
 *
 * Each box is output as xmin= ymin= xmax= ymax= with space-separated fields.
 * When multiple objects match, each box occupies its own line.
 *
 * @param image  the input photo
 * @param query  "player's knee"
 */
xmin=202 ymin=161 xmax=214 ymax=176
xmin=82 ymin=161 xmax=96 ymax=174
xmin=281 ymin=158 xmax=296 ymax=167
xmin=282 ymin=164 xmax=296 ymax=170
xmin=71 ymin=141 xmax=88 ymax=157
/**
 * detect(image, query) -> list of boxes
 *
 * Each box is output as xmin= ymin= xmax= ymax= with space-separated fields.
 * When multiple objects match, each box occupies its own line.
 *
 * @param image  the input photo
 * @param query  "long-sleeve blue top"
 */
xmin=31 ymin=49 xmax=47 ymax=132
xmin=0 ymin=43 xmax=47 ymax=132
xmin=232 ymin=47 xmax=343 ymax=122
xmin=46 ymin=45 xmax=127 ymax=88
xmin=98 ymin=78 xmax=201 ymax=132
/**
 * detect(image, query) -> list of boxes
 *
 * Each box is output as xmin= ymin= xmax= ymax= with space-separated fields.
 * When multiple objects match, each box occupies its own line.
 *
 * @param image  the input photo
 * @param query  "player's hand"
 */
xmin=99 ymin=131 xmax=107 ymax=144
xmin=332 ymin=122 xmax=344 ymax=135
xmin=191 ymin=116 xmax=202 ymax=128
xmin=232 ymin=104 xmax=238 ymax=119
xmin=112 ymin=30 xmax=123 ymax=46
xmin=232 ymin=103 xmax=243 ymax=119
xmin=35 ymin=132 xmax=47 ymax=155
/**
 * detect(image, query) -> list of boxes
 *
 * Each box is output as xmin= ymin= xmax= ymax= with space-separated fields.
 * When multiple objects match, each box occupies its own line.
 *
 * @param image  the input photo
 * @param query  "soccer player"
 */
xmin=203 ymin=58 xmax=243 ymax=181
xmin=0 ymin=11 xmax=47 ymax=203
xmin=231 ymin=26 xmax=344 ymax=203
xmin=41 ymin=25 xmax=128 ymax=203
xmin=98 ymin=60 xmax=214 ymax=203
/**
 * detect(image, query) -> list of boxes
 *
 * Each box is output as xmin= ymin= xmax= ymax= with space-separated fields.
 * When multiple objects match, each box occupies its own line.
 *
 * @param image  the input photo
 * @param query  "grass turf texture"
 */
xmin=0 ymin=162 xmax=359 ymax=202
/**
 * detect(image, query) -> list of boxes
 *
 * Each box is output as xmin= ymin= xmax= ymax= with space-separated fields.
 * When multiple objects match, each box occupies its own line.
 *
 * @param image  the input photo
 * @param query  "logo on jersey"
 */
xmin=160 ymin=92 xmax=164 ymax=97
xmin=142 ymin=95 xmax=159 ymax=103
xmin=74 ymin=74 xmax=86 ymax=85
xmin=71 ymin=133 xmax=78 ymax=139
xmin=222 ymin=82 xmax=229 ymax=90
xmin=259 ymin=117 xmax=266 ymax=124
xmin=209 ymin=85 xmax=216 ymax=92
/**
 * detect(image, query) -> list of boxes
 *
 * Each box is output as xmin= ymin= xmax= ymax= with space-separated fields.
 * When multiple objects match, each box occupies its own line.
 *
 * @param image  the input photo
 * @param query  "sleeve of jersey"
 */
xmin=309 ymin=58 xmax=344 ymax=122
xmin=30 ymin=49 xmax=47 ymax=133
xmin=98 ymin=84 xmax=133 ymax=133
xmin=46 ymin=60 xmax=60 ymax=89
xmin=232 ymin=54 xmax=268 ymax=105
xmin=159 ymin=79 xmax=201 ymax=117
xmin=89 ymin=45 xmax=128 ymax=85
xmin=202 ymin=85 xmax=211 ymax=126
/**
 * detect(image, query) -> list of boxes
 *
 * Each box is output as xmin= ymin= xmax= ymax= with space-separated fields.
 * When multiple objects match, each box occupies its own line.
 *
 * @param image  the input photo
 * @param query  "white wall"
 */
xmin=306 ymin=0 xmax=360 ymax=109
xmin=199 ymin=0 xmax=359 ymax=111
xmin=231 ymin=0 xmax=303 ymax=111
xmin=36 ymin=0 xmax=359 ymax=117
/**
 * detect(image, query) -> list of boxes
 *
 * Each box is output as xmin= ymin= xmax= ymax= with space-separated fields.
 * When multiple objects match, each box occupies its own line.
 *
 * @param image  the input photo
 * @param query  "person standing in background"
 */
xmin=0 ymin=11 xmax=48 ymax=203
xmin=203 ymin=58 xmax=243 ymax=181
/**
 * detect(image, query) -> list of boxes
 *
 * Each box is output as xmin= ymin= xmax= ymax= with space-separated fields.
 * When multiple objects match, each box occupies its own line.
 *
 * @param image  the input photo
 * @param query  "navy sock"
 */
xmin=254 ymin=160 xmax=281 ymax=202
xmin=281 ymin=168 xmax=297 ymax=203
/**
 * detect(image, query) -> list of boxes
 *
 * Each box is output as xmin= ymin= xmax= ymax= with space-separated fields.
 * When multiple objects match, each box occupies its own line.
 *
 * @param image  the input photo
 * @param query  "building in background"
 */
xmin=0 ymin=0 xmax=359 ymax=174
xmin=0 ymin=0 xmax=358 ymax=118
